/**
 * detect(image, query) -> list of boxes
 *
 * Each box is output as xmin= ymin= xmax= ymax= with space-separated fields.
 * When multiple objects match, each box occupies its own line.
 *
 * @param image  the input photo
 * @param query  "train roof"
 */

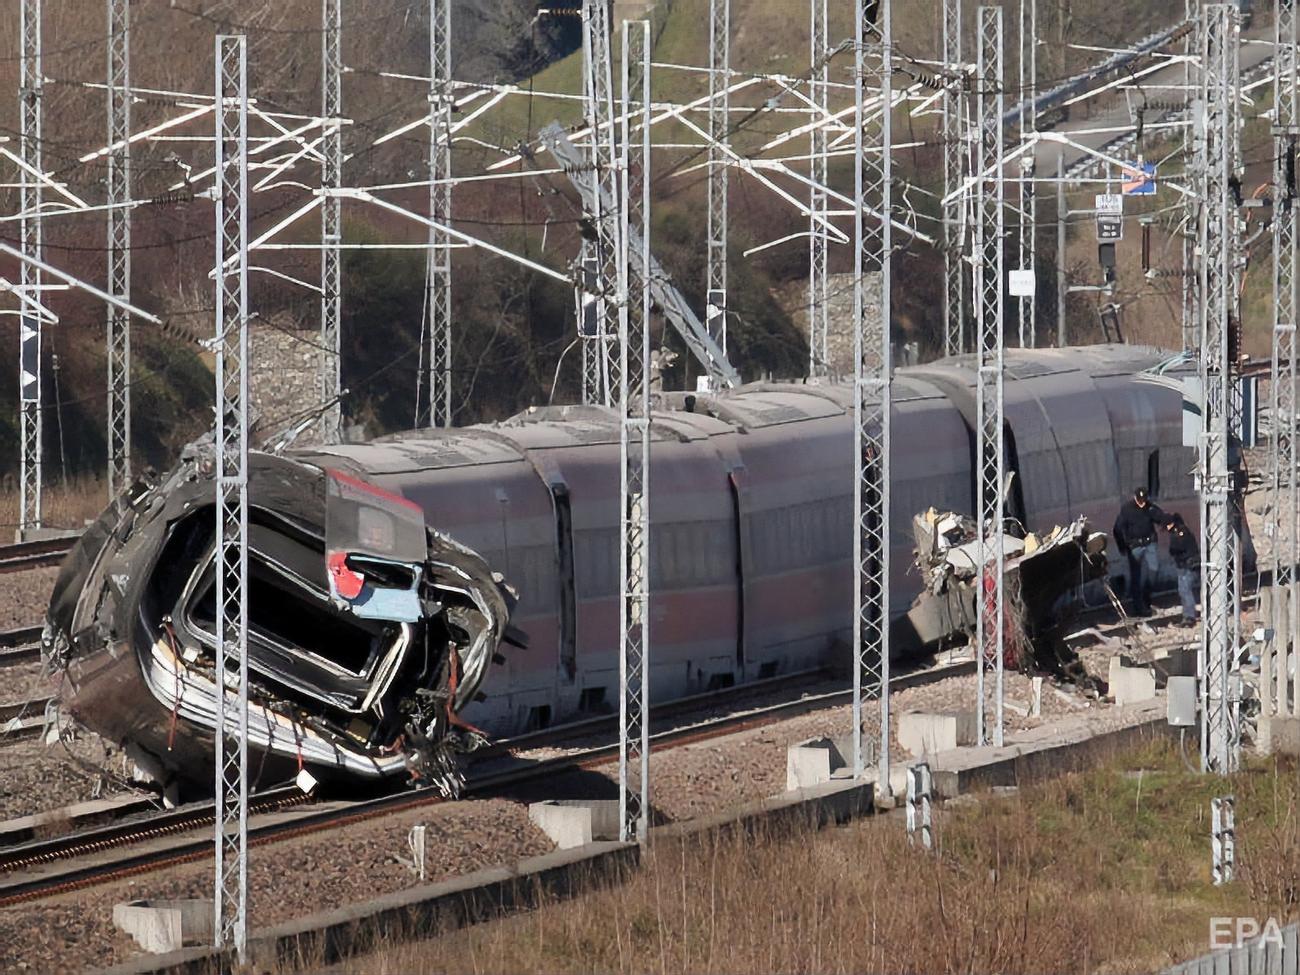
xmin=299 ymin=344 xmax=1182 ymax=476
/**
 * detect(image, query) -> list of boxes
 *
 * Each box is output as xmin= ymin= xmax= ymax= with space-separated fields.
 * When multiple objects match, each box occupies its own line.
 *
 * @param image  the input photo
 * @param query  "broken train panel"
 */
xmin=42 ymin=443 xmax=515 ymax=796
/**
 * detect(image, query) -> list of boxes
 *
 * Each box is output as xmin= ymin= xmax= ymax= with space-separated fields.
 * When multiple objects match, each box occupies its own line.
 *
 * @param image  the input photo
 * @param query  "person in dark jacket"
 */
xmin=1165 ymin=513 xmax=1199 ymax=624
xmin=1112 ymin=487 xmax=1165 ymax=616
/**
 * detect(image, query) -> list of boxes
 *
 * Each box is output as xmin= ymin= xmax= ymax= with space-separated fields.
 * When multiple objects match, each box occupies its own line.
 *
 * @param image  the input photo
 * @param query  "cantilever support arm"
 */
xmin=0 ymin=239 xmax=162 ymax=323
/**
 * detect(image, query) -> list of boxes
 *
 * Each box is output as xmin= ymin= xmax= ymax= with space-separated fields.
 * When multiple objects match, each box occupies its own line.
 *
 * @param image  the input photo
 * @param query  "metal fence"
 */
xmin=1164 ymin=922 xmax=1299 ymax=975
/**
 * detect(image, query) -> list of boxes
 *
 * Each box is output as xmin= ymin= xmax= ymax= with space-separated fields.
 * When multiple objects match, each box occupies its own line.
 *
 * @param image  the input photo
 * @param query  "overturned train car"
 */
xmin=46 ymin=345 xmax=1207 ymax=793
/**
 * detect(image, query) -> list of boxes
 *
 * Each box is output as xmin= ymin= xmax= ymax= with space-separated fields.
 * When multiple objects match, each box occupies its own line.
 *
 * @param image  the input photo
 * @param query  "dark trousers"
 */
xmin=1126 ymin=541 xmax=1157 ymax=615
xmin=1177 ymin=567 xmax=1198 ymax=621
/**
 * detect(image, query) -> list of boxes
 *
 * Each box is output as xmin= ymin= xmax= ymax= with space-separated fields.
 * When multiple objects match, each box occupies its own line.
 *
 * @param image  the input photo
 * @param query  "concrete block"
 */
xmin=528 ymin=800 xmax=620 ymax=850
xmin=785 ymin=734 xmax=858 ymax=790
xmin=112 ymin=900 xmax=213 ymax=954
xmin=898 ymin=710 xmax=977 ymax=757
xmin=1257 ymin=716 xmax=1300 ymax=757
xmin=1108 ymin=656 xmax=1157 ymax=707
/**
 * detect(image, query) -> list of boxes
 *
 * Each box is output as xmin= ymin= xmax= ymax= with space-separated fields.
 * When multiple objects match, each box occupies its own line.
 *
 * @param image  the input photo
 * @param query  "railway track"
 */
xmin=0 ymin=654 xmax=975 ymax=907
xmin=0 ymin=586 xmax=1213 ymax=908
xmin=0 ymin=537 xmax=76 ymax=576
xmin=0 ymin=626 xmax=42 ymax=667
xmin=0 ymin=693 xmax=51 ymax=744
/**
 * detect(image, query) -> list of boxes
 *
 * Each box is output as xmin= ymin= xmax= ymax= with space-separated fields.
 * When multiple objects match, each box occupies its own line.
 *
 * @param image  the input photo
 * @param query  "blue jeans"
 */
xmin=1177 ymin=568 xmax=1198 ymax=621
xmin=1126 ymin=542 xmax=1158 ymax=614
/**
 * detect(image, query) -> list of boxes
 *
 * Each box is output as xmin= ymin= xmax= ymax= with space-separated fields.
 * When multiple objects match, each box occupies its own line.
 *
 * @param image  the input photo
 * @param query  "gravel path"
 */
xmin=0 ymin=735 xmax=129 ymax=823
xmin=547 ymin=667 xmax=1119 ymax=824
xmin=0 ymin=566 xmax=58 ymax=632
xmin=0 ymin=662 xmax=58 ymax=707
xmin=0 ymin=797 xmax=552 ymax=973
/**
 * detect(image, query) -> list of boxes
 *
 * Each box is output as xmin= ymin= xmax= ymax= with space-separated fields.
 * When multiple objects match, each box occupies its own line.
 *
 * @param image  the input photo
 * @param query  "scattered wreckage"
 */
xmin=904 ymin=508 xmax=1109 ymax=679
xmin=43 ymin=439 xmax=522 ymax=799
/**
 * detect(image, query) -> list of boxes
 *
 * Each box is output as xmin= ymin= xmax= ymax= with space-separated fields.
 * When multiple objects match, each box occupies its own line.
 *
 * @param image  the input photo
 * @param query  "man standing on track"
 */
xmin=1165 ymin=513 xmax=1200 ymax=625
xmin=1112 ymin=487 xmax=1165 ymax=617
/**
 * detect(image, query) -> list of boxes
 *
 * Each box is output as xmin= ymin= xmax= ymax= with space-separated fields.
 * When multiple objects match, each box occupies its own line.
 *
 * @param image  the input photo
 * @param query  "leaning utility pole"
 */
xmin=18 ymin=0 xmax=43 ymax=534
xmin=808 ymin=0 xmax=830 ymax=377
xmin=1267 ymin=0 xmax=1300 ymax=724
xmin=427 ymin=0 xmax=453 ymax=427
xmin=579 ymin=0 xmax=620 ymax=406
xmin=706 ymin=0 xmax=729 ymax=357
xmin=618 ymin=18 xmax=651 ymax=843
xmin=213 ymin=34 xmax=251 ymax=959
xmin=941 ymin=0 xmax=966 ymax=357
xmin=1197 ymin=3 xmax=1241 ymax=775
xmin=852 ymin=0 xmax=892 ymax=792
xmin=106 ymin=0 xmax=131 ymax=495
xmin=320 ymin=0 xmax=343 ymax=443
xmin=974 ymin=5 xmax=1006 ymax=748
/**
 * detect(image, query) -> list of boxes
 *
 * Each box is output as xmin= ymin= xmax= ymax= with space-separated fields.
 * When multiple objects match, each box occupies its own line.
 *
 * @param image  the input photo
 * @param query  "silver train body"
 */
xmin=46 ymin=345 xmax=1204 ymax=791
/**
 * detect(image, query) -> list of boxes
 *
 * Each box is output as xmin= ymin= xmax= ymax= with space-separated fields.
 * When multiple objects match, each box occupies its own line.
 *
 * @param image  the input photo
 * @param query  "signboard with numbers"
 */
xmin=1095 ymin=194 xmax=1124 ymax=241
xmin=1096 ymin=216 xmax=1123 ymax=241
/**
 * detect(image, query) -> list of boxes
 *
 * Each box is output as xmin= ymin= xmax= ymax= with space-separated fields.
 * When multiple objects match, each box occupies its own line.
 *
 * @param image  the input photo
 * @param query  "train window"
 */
xmin=1147 ymin=450 xmax=1161 ymax=500
xmin=551 ymin=484 xmax=577 ymax=681
xmin=579 ymin=686 xmax=607 ymax=712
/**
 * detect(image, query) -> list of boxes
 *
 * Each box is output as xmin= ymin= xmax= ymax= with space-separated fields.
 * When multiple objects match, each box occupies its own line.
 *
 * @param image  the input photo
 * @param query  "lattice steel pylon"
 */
xmin=1267 ymin=0 xmax=1300 ymax=724
xmin=618 ymin=17 xmax=651 ymax=843
xmin=706 ymin=0 xmax=729 ymax=358
xmin=1016 ymin=0 xmax=1037 ymax=348
xmin=1197 ymin=4 xmax=1242 ymax=775
xmin=105 ymin=0 xmax=131 ymax=496
xmin=941 ymin=0 xmax=966 ymax=357
xmin=808 ymin=0 xmax=830 ymax=377
xmin=320 ymin=0 xmax=343 ymax=443
xmin=974 ymin=5 xmax=1006 ymax=748
xmin=18 ymin=0 xmax=43 ymax=534
xmin=851 ymin=0 xmax=892 ymax=792
xmin=580 ymin=0 xmax=620 ymax=407
xmin=213 ymin=34 xmax=251 ymax=960
xmin=427 ymin=0 xmax=453 ymax=427
xmin=1182 ymin=0 xmax=1200 ymax=353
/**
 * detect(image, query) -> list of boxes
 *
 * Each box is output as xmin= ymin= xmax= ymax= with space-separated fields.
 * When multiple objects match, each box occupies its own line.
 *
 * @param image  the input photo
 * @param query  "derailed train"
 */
xmin=44 ymin=345 xmax=1204 ymax=794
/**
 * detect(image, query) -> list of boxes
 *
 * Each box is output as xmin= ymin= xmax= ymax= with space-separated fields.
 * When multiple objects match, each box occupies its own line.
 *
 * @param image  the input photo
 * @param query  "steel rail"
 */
xmin=0 ymin=537 xmax=75 ymax=575
xmin=0 ymin=656 xmax=978 ymax=906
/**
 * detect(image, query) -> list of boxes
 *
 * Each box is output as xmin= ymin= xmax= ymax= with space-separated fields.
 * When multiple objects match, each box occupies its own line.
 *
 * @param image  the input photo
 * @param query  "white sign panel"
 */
xmin=1095 ymin=193 xmax=1124 ymax=215
xmin=1008 ymin=269 xmax=1036 ymax=297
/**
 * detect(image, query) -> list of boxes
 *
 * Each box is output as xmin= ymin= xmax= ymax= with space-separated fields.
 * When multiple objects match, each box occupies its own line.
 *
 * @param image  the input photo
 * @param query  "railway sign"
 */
xmin=1008 ymin=269 xmax=1035 ymax=296
xmin=1096 ymin=216 xmax=1123 ymax=242
xmin=19 ymin=317 xmax=37 ymax=404
xmin=1122 ymin=162 xmax=1157 ymax=196
xmin=1095 ymin=195 xmax=1124 ymax=242
xmin=1094 ymin=193 xmax=1124 ymax=215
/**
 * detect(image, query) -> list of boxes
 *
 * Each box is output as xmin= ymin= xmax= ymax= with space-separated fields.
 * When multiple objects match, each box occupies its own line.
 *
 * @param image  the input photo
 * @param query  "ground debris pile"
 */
xmin=905 ymin=508 xmax=1109 ymax=680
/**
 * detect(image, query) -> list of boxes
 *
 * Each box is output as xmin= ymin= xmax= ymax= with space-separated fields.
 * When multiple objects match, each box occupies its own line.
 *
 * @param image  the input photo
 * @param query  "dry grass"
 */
xmin=300 ymin=741 xmax=1298 ymax=975
xmin=0 ymin=477 xmax=108 ymax=537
